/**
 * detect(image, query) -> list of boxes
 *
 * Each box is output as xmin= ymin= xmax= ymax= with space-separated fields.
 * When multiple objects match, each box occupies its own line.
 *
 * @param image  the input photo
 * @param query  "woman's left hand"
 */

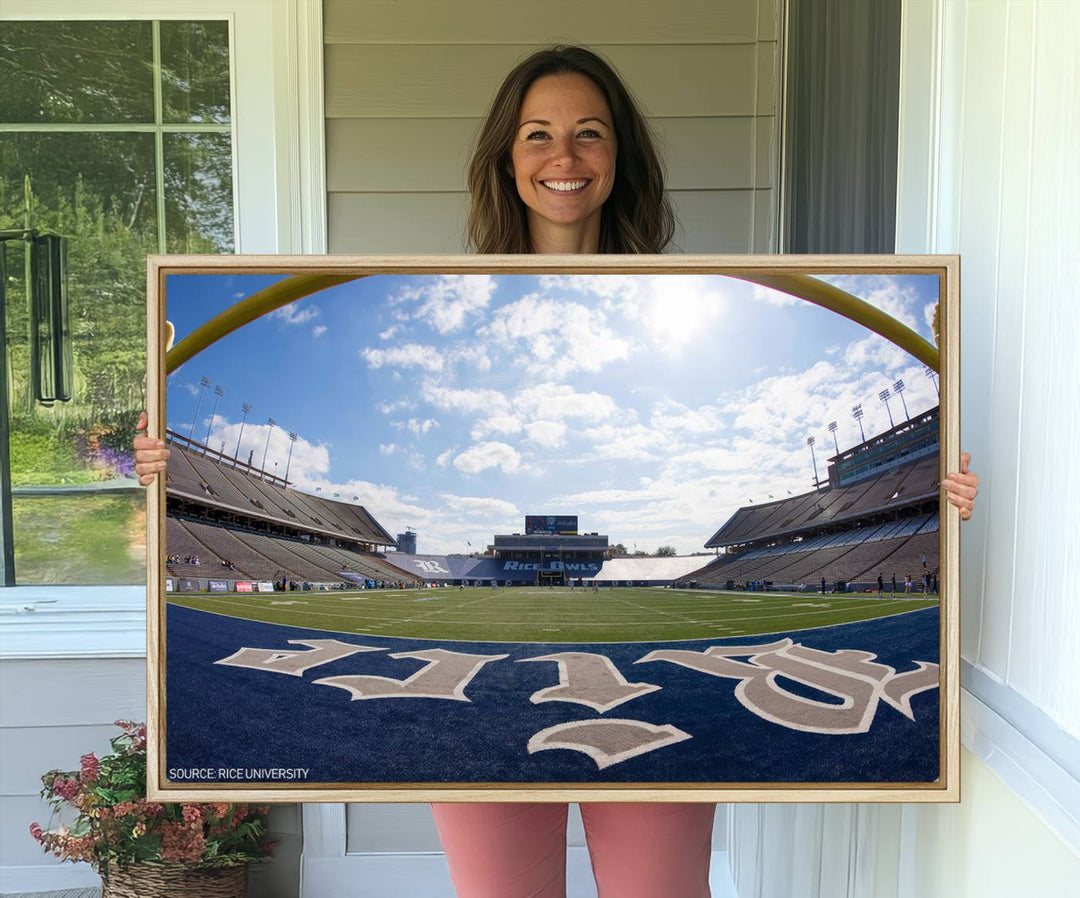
xmin=942 ymin=452 xmax=979 ymax=521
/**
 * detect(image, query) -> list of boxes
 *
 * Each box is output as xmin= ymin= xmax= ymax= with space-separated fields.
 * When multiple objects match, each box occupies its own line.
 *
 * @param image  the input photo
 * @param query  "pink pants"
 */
xmin=431 ymin=802 xmax=715 ymax=898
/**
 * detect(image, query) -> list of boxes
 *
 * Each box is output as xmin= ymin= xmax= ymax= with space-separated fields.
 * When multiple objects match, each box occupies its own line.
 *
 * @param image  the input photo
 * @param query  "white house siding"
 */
xmin=0 ymin=660 xmax=146 ymax=881
xmin=324 ymin=0 xmax=781 ymax=254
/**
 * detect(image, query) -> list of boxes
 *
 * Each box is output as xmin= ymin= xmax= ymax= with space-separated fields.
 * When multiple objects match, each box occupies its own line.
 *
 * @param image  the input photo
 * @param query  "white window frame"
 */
xmin=0 ymin=0 xmax=326 ymax=658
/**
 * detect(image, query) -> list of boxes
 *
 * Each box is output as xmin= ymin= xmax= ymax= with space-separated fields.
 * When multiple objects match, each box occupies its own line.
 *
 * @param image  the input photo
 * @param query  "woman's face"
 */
xmin=509 ymin=73 xmax=616 ymax=247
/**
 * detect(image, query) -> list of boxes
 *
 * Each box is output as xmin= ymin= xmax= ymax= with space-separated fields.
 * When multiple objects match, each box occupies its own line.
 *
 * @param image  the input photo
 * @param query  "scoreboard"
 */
xmin=525 ymin=515 xmax=579 ymax=535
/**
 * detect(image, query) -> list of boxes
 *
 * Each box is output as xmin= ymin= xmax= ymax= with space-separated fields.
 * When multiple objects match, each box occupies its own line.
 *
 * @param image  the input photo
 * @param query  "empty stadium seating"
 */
xmin=164 ymin=436 xmax=417 ymax=588
xmin=706 ymin=455 xmax=938 ymax=548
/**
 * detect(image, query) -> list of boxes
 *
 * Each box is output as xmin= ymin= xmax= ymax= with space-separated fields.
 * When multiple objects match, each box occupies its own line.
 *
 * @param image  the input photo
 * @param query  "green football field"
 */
xmin=168 ymin=585 xmax=938 ymax=643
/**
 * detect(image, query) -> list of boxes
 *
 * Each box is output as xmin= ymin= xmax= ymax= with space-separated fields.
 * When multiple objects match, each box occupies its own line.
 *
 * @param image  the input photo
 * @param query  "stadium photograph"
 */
xmin=154 ymin=263 xmax=949 ymax=794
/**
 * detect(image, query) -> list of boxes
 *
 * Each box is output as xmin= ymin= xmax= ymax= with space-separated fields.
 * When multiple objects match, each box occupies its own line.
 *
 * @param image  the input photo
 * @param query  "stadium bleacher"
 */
xmin=685 ymin=449 xmax=941 ymax=592
xmin=165 ymin=435 xmax=419 ymax=589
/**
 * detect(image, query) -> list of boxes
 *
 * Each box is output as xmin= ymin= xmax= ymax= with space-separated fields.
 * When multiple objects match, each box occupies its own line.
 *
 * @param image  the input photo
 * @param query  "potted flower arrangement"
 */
xmin=30 ymin=720 xmax=274 ymax=897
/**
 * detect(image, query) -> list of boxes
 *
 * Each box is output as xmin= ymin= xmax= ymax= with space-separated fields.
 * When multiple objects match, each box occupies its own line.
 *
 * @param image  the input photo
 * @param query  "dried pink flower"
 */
xmin=80 ymin=753 xmax=99 ymax=782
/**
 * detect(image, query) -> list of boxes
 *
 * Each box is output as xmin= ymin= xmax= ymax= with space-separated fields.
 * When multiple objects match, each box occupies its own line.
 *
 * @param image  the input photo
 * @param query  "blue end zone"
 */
xmin=165 ymin=604 xmax=939 ymax=785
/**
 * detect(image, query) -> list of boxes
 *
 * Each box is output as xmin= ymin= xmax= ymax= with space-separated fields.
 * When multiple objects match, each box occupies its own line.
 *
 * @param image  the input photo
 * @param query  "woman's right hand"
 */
xmin=133 ymin=411 xmax=170 ymax=486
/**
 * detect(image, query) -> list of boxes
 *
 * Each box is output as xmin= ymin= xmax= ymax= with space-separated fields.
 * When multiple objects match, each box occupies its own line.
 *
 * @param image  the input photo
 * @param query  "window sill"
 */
xmin=0 ymin=585 xmax=146 ymax=659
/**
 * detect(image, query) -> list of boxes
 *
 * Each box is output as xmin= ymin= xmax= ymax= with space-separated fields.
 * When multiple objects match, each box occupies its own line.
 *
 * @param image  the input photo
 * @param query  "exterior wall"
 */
xmin=324 ymin=0 xmax=782 ymax=253
xmin=0 ymin=658 xmax=146 ymax=886
xmin=729 ymin=748 xmax=1080 ymax=898
xmin=0 ymin=615 xmax=300 ymax=898
xmin=896 ymin=749 xmax=1080 ymax=898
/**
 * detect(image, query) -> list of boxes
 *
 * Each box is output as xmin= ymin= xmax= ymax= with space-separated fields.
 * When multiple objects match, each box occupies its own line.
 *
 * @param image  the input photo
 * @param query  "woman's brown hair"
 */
xmin=466 ymin=45 xmax=676 ymax=254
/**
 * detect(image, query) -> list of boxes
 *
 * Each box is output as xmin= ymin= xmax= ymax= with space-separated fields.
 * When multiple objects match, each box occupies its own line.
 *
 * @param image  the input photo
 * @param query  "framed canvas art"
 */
xmin=145 ymin=254 xmax=960 ymax=803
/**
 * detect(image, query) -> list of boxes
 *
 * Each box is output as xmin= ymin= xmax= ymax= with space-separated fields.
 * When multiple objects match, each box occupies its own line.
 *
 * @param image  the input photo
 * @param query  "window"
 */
xmin=1 ymin=19 xmax=234 ymax=584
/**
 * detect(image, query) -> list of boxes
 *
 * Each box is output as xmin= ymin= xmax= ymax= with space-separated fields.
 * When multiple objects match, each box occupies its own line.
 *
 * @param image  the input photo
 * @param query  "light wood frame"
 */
xmin=146 ymin=253 xmax=960 ymax=803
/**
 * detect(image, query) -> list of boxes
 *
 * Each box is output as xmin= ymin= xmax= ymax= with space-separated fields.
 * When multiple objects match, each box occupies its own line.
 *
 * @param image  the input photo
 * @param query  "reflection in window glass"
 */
xmin=12 ymin=494 xmax=146 ymax=585
xmin=2 ymin=131 xmax=154 ymax=489
xmin=0 ymin=21 xmax=154 ymax=124
xmin=160 ymin=21 xmax=232 ymax=124
xmin=164 ymin=133 xmax=235 ymax=253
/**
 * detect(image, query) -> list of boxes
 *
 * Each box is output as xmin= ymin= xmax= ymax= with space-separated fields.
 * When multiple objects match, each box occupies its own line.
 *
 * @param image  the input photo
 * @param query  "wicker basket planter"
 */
xmin=101 ymin=862 xmax=247 ymax=898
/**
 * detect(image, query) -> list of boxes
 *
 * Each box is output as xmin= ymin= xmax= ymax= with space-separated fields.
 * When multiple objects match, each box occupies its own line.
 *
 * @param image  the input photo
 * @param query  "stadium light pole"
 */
xmin=828 ymin=421 xmax=839 ymax=456
xmin=284 ymin=431 xmax=299 ymax=483
xmin=235 ymin=401 xmax=252 ymax=461
xmin=893 ymin=379 xmax=910 ymax=421
xmin=188 ymin=376 xmax=211 ymax=442
xmin=807 ymin=436 xmax=819 ymax=486
xmin=879 ymin=388 xmax=895 ymax=429
xmin=204 ymin=384 xmax=225 ymax=452
xmin=852 ymin=404 xmax=866 ymax=443
xmin=924 ymin=364 xmax=940 ymax=396
xmin=261 ymin=417 xmax=277 ymax=479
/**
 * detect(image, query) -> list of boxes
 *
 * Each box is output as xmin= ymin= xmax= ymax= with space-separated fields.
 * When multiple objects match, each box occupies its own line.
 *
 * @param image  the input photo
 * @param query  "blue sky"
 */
xmin=165 ymin=272 xmax=941 ymax=555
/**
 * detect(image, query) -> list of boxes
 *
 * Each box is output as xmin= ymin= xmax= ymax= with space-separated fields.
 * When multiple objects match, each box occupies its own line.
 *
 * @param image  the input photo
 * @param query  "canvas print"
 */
xmin=149 ymin=257 xmax=957 ymax=801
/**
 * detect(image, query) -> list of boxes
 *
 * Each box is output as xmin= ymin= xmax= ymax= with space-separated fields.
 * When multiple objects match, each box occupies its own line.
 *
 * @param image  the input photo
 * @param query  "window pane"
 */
xmin=2 ymin=132 xmax=154 ymax=585
xmin=12 ymin=493 xmax=146 ymax=585
xmin=164 ymin=133 xmax=235 ymax=252
xmin=160 ymin=20 xmax=232 ymax=124
xmin=1 ymin=132 xmax=156 ymax=423
xmin=0 ymin=21 xmax=154 ymax=124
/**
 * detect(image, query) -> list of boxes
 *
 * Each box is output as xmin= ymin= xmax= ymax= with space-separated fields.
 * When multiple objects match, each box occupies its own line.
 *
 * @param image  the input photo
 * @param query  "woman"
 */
xmin=135 ymin=45 xmax=979 ymax=898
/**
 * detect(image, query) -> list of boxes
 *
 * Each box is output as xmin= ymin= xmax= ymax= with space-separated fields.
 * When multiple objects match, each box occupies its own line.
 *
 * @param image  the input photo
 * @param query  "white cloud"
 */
xmin=924 ymin=300 xmax=939 ymax=339
xmin=375 ymin=398 xmax=415 ymax=415
xmin=394 ymin=275 xmax=497 ymax=334
xmin=435 ymin=446 xmax=456 ymax=467
xmin=579 ymin=422 xmax=672 ymax=462
xmin=450 ymin=344 xmax=493 ymax=372
xmin=270 ymin=302 xmax=320 ymax=326
xmin=379 ymin=443 xmax=398 ymax=455
xmin=439 ymin=494 xmax=519 ymax=518
xmin=392 ymin=417 xmax=439 ymax=438
xmin=206 ymin=420 xmax=331 ymax=483
xmin=478 ymin=292 xmax=631 ymax=378
xmin=322 ymin=480 xmax=434 ymax=530
xmin=524 ymin=420 xmax=566 ymax=448
xmin=421 ymin=382 xmax=510 ymax=416
xmin=453 ymin=441 xmax=521 ymax=474
xmin=651 ymin=399 xmax=723 ymax=435
xmin=513 ymin=383 xmax=619 ymax=421
xmin=471 ymin=414 xmax=523 ymax=440
xmin=312 ymin=325 xmax=327 ymax=338
xmin=360 ymin=343 xmax=443 ymax=372
xmin=379 ymin=324 xmax=402 ymax=340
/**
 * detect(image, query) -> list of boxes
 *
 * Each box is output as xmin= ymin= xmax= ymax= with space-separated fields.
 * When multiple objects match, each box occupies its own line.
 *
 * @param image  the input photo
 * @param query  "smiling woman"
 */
xmin=509 ymin=73 xmax=617 ymax=253
xmin=466 ymin=45 xmax=674 ymax=254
